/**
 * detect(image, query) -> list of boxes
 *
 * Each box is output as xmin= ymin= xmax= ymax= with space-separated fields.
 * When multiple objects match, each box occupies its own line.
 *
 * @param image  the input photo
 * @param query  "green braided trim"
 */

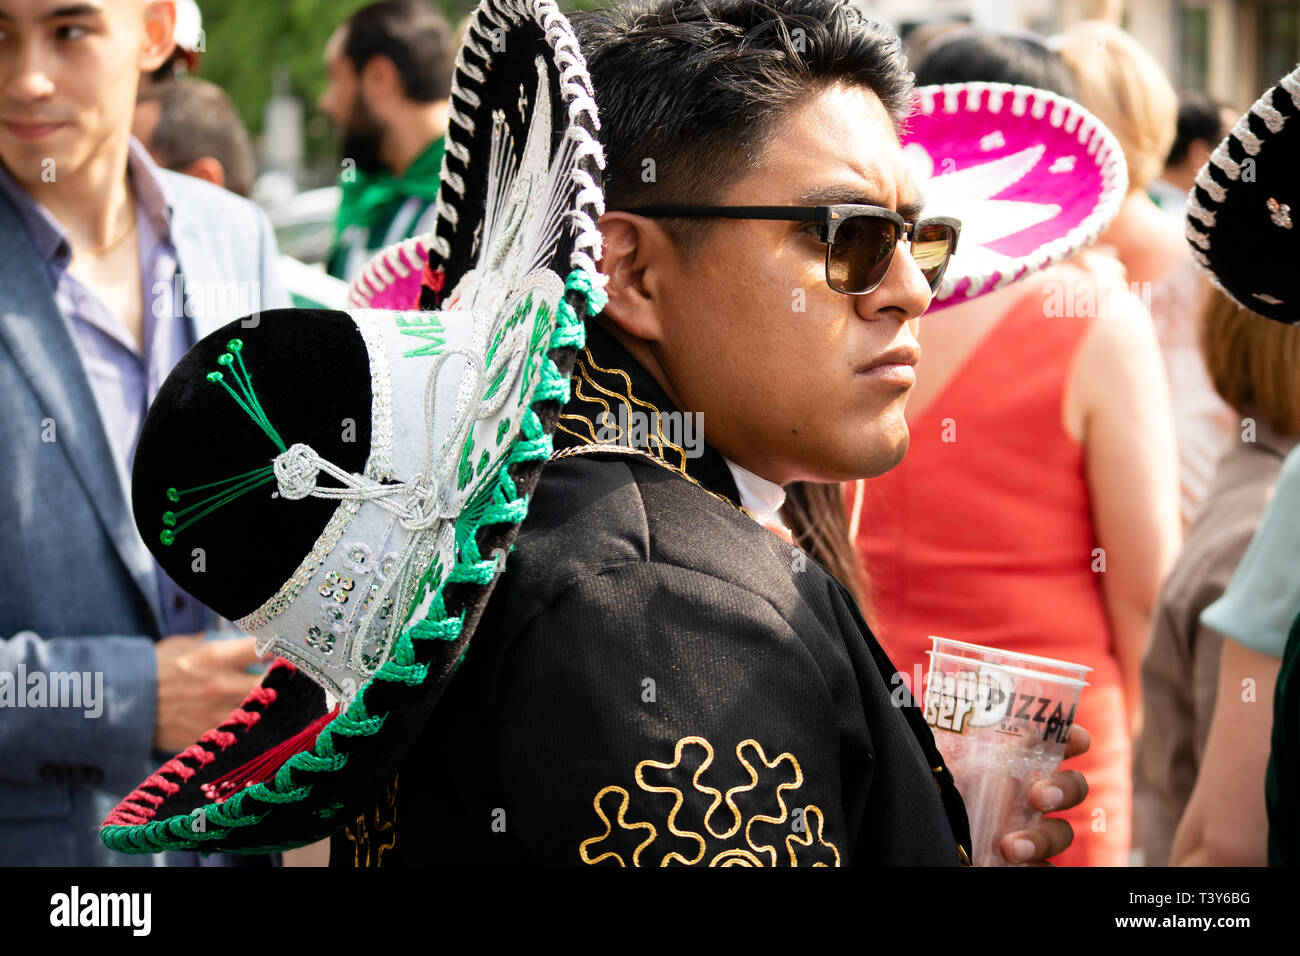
xmin=102 ymin=268 xmax=604 ymax=855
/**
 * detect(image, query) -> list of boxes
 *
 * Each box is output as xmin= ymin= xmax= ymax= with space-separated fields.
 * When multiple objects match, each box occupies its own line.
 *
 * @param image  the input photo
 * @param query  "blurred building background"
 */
xmin=868 ymin=0 xmax=1299 ymax=112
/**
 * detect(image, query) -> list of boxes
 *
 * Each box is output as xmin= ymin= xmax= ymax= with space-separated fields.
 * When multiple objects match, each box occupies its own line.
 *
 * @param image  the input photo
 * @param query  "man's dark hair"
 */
xmin=137 ymin=78 xmax=257 ymax=199
xmin=1167 ymin=89 xmax=1226 ymax=168
xmin=574 ymin=0 xmax=914 ymax=255
xmin=343 ymin=0 xmax=453 ymax=103
xmin=913 ymin=28 xmax=1076 ymax=97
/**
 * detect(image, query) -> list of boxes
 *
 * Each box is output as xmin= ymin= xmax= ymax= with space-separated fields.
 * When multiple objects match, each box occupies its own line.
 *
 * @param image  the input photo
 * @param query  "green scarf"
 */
xmin=333 ymin=136 xmax=445 ymax=243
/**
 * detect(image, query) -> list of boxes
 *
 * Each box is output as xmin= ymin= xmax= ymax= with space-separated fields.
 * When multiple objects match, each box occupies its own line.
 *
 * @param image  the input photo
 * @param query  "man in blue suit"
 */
xmin=0 ymin=0 xmax=289 ymax=864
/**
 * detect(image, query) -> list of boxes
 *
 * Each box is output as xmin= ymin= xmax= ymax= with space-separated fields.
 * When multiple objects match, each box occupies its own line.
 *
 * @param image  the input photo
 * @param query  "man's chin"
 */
xmin=784 ymin=427 xmax=910 ymax=484
xmin=0 ymin=135 xmax=81 ymax=184
xmin=0 ymin=154 xmax=51 ymax=187
xmin=869 ymin=431 xmax=910 ymax=477
xmin=839 ymin=432 xmax=908 ymax=481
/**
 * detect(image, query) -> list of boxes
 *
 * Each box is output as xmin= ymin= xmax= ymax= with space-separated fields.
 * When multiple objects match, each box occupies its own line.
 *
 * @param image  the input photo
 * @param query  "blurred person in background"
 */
xmin=1058 ymin=22 xmax=1181 ymax=289
xmin=897 ymin=18 xmax=965 ymax=77
xmin=133 ymin=76 xmax=347 ymax=309
xmin=1169 ymin=63 xmax=1300 ymax=866
xmin=319 ymin=0 xmax=452 ymax=282
xmin=799 ymin=29 xmax=1181 ymax=867
xmin=903 ymin=26 xmax=1077 ymax=96
xmin=134 ymin=77 xmax=254 ymax=197
xmin=1150 ymin=90 xmax=1232 ymax=218
xmin=1134 ymin=289 xmax=1300 ymax=866
xmin=0 ymin=0 xmax=288 ymax=864
xmin=1173 ymin=441 xmax=1300 ymax=865
xmin=1060 ymin=21 xmax=1234 ymax=526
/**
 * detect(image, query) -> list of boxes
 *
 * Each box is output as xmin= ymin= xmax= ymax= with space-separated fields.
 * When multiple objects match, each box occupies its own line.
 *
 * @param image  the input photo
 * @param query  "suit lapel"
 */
xmin=0 ymin=192 xmax=164 ymax=630
xmin=166 ymin=194 xmax=230 ymax=342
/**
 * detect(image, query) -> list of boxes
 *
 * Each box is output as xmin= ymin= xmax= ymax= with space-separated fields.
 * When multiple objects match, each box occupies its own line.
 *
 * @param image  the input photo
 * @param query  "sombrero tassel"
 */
xmin=201 ymin=706 xmax=340 ymax=803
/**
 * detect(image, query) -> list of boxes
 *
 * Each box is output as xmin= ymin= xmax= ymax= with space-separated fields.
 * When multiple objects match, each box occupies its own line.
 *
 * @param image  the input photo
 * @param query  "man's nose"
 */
xmin=854 ymin=239 xmax=934 ymax=322
xmin=3 ymin=43 xmax=57 ymax=103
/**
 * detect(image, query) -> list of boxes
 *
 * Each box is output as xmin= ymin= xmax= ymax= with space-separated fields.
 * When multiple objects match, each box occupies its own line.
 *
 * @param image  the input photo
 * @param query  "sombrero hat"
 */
xmin=101 ymin=0 xmax=606 ymax=854
xmin=901 ymin=82 xmax=1129 ymax=311
xmin=1186 ymin=64 xmax=1300 ymax=324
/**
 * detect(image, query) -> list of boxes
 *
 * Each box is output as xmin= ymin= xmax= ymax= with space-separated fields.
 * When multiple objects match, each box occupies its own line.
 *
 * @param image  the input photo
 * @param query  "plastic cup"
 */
xmin=922 ymin=636 xmax=1090 ymax=867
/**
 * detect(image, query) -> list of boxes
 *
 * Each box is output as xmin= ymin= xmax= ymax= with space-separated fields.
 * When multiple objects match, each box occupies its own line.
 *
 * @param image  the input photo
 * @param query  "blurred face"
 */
xmin=0 ymin=0 xmax=174 ymax=185
xmin=619 ymin=84 xmax=934 ymax=484
xmin=319 ymin=24 xmax=385 ymax=174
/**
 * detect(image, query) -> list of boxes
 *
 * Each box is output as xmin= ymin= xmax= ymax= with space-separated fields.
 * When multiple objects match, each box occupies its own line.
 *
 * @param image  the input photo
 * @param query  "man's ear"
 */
xmin=181 ymin=156 xmax=227 ymax=191
xmin=140 ymin=1 xmax=178 ymax=73
xmin=360 ymin=55 xmax=402 ymax=111
xmin=596 ymin=212 xmax=675 ymax=343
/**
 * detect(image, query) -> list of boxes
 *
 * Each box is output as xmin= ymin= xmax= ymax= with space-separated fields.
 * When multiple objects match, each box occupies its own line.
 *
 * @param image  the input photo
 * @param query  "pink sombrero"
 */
xmin=901 ymin=82 xmax=1129 ymax=311
xmin=346 ymin=234 xmax=433 ymax=311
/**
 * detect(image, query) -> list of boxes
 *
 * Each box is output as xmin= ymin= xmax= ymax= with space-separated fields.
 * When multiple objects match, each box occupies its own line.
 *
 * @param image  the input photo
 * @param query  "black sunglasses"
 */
xmin=619 ymin=204 xmax=961 ymax=296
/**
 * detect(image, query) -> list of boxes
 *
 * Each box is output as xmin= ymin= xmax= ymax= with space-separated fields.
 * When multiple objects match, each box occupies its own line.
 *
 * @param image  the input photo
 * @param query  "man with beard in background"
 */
xmin=319 ymin=0 xmax=452 ymax=282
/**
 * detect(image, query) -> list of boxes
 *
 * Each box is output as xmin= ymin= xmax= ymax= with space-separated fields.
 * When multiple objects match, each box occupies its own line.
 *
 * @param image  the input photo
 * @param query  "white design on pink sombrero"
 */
xmin=902 ymin=82 xmax=1129 ymax=312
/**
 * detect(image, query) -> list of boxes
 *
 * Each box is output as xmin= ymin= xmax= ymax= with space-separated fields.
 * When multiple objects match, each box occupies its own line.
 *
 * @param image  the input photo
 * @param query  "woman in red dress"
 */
xmin=850 ymin=262 xmax=1181 ymax=865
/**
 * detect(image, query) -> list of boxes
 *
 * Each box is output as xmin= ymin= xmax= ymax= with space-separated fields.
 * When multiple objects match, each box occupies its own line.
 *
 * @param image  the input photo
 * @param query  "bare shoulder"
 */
xmin=1068 ymin=262 xmax=1161 ymax=362
xmin=1060 ymin=261 xmax=1166 ymax=437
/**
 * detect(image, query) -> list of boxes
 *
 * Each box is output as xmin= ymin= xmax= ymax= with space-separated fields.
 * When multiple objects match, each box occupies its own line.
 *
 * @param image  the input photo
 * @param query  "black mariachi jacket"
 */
xmin=333 ymin=324 xmax=973 ymax=867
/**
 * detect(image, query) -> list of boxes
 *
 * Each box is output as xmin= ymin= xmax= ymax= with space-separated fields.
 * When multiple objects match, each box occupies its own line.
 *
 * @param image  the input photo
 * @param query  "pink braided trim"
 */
xmin=198 ymin=729 xmax=236 ymax=749
xmin=102 ymin=664 xmax=292 ymax=828
xmin=220 ymin=708 xmax=261 ymax=729
xmin=246 ymin=685 xmax=278 ymax=707
xmin=141 ymin=773 xmax=180 ymax=797
xmin=105 ymin=802 xmax=156 ymax=826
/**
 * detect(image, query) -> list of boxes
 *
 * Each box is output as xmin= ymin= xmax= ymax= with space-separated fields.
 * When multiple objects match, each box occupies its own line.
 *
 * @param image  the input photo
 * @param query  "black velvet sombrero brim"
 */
xmin=102 ymin=0 xmax=606 ymax=854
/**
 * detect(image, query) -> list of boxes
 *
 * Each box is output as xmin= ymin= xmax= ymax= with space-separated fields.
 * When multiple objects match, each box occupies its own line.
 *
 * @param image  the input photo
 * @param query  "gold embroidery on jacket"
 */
xmin=558 ymin=349 xmax=689 ymax=468
xmin=344 ymin=775 xmax=398 ymax=867
xmin=554 ymin=351 xmax=757 ymax=520
xmin=579 ymin=736 xmax=841 ymax=867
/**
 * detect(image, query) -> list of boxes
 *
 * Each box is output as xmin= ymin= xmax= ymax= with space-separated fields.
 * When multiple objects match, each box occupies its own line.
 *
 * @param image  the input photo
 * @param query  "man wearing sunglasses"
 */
xmin=370 ymin=0 xmax=1090 ymax=866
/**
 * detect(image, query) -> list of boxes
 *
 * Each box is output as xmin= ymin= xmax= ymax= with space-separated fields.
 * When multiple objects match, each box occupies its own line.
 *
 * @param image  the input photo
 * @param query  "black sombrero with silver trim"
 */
xmin=1187 ymin=64 xmax=1300 ymax=324
xmin=102 ymin=0 xmax=606 ymax=854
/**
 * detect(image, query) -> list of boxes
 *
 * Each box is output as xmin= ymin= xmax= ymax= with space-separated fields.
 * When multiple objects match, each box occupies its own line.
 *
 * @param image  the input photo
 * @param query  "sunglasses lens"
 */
xmin=828 ymin=215 xmax=897 ymax=294
xmin=912 ymin=222 xmax=956 ymax=293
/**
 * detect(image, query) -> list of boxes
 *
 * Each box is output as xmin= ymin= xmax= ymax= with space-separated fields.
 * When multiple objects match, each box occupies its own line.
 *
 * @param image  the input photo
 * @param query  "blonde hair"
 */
xmin=1202 ymin=287 xmax=1300 ymax=436
xmin=1058 ymin=21 xmax=1177 ymax=192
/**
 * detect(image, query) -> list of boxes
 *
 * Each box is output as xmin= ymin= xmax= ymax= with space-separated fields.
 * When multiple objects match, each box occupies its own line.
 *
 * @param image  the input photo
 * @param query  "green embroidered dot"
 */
xmin=166 ymin=487 xmax=180 ymax=503
xmin=162 ymin=511 xmax=177 ymax=528
xmin=227 ymin=339 xmax=244 ymax=353
xmin=160 ymin=530 xmax=175 ymax=546
xmin=477 ymin=449 xmax=491 ymax=475
xmin=496 ymin=420 xmax=509 ymax=445
xmin=217 ymin=353 xmax=234 ymax=367
xmin=206 ymin=371 xmax=223 ymax=383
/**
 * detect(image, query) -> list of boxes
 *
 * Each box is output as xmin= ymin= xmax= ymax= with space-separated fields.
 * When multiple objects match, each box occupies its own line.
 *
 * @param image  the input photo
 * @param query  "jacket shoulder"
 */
xmin=157 ymin=169 xmax=269 ymax=235
xmin=490 ymin=452 xmax=849 ymax=651
xmin=510 ymin=453 xmax=799 ymax=585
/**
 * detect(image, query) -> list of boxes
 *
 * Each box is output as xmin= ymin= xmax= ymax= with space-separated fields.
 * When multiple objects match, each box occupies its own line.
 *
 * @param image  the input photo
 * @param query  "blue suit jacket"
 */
xmin=0 ymin=169 xmax=291 ymax=865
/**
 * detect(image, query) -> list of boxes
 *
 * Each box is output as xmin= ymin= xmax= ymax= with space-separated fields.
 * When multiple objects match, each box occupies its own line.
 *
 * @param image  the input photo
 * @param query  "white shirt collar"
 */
xmin=723 ymin=458 xmax=790 ymax=533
